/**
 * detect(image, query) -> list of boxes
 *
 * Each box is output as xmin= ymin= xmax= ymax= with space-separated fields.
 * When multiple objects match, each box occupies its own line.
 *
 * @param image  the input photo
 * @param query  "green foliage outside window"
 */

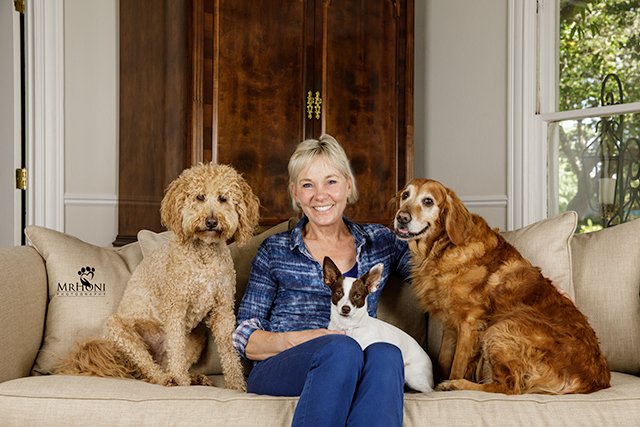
xmin=557 ymin=0 xmax=640 ymax=232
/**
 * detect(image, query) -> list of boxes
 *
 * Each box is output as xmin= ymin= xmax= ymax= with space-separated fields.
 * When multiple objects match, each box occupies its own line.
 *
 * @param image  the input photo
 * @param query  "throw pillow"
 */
xmin=25 ymin=226 xmax=143 ymax=375
xmin=502 ymin=210 xmax=577 ymax=299
xmin=571 ymin=218 xmax=640 ymax=374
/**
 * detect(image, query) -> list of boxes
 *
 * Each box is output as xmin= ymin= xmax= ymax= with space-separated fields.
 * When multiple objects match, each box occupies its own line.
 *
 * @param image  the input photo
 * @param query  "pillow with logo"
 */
xmin=25 ymin=226 xmax=143 ymax=375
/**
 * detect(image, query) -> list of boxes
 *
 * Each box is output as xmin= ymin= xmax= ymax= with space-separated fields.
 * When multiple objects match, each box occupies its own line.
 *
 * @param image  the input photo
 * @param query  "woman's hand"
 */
xmin=245 ymin=328 xmax=344 ymax=361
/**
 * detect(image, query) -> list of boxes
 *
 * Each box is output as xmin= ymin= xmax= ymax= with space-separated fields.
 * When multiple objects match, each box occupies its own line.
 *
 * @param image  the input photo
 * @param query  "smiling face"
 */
xmin=290 ymin=155 xmax=352 ymax=228
xmin=393 ymin=179 xmax=448 ymax=241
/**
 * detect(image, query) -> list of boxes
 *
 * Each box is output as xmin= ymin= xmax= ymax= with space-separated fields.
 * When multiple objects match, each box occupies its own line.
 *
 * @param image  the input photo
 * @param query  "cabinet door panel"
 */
xmin=212 ymin=0 xmax=311 ymax=225
xmin=322 ymin=0 xmax=410 ymax=225
xmin=116 ymin=1 xmax=189 ymax=245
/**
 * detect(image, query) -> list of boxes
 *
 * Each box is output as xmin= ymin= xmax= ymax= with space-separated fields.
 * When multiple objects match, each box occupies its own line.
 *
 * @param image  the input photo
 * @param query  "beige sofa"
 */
xmin=1 ymin=212 xmax=639 ymax=426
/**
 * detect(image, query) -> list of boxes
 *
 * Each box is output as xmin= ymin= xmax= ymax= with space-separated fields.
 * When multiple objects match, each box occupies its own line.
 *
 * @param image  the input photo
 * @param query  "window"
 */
xmin=543 ymin=0 xmax=640 ymax=232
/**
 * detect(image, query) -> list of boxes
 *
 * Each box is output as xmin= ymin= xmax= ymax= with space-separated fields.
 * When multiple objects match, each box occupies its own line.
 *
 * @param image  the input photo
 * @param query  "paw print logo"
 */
xmin=78 ymin=266 xmax=96 ymax=288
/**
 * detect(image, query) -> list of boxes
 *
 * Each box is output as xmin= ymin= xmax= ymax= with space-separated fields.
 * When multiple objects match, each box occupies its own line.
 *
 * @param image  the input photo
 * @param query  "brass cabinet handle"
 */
xmin=314 ymin=91 xmax=322 ymax=120
xmin=306 ymin=90 xmax=322 ymax=120
xmin=307 ymin=91 xmax=314 ymax=119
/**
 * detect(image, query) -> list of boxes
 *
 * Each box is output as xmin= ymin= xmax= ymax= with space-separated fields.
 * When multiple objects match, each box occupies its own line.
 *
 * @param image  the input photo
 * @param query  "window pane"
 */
xmin=559 ymin=1 xmax=640 ymax=111
xmin=549 ymin=113 xmax=640 ymax=233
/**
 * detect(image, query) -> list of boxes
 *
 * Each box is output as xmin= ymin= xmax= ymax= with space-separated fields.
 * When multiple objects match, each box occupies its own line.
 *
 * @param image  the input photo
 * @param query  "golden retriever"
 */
xmin=393 ymin=178 xmax=610 ymax=394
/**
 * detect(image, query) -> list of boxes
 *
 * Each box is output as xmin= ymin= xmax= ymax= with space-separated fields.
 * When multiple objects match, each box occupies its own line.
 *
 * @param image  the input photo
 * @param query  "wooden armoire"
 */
xmin=116 ymin=0 xmax=414 ymax=245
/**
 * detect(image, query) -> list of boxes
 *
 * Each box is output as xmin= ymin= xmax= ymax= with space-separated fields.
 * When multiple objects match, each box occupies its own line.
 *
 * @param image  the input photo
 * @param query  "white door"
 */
xmin=0 ymin=2 xmax=23 ymax=246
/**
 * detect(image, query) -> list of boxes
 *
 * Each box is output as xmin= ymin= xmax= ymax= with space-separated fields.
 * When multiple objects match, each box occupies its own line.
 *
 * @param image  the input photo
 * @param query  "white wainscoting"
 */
xmin=64 ymin=193 xmax=118 ymax=247
xmin=460 ymin=194 xmax=508 ymax=230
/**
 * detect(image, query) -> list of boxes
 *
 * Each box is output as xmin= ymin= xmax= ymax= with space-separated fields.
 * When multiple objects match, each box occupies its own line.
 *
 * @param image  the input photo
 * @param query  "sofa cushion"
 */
xmin=0 ymin=375 xmax=297 ymax=426
xmin=0 ymin=373 xmax=638 ymax=426
xmin=571 ymin=218 xmax=640 ymax=374
xmin=25 ymin=226 xmax=143 ymax=375
xmin=502 ymin=210 xmax=577 ymax=298
xmin=427 ymin=212 xmax=578 ymax=361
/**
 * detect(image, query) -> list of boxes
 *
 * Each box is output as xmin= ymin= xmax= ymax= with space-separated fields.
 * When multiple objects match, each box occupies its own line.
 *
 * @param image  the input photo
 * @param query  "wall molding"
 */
xmin=461 ymin=195 xmax=508 ymax=208
xmin=62 ymin=193 xmax=506 ymax=210
xmin=26 ymin=0 xmax=65 ymax=231
xmin=65 ymin=193 xmax=118 ymax=206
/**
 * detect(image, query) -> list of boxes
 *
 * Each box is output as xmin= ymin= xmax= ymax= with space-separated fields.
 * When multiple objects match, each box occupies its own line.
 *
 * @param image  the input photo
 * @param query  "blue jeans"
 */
xmin=247 ymin=334 xmax=404 ymax=427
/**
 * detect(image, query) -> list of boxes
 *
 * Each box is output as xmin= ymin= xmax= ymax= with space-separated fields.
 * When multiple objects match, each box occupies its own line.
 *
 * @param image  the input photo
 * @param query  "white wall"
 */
xmin=0 ymin=2 xmax=20 ymax=247
xmin=64 ymin=0 xmax=118 ymax=246
xmin=61 ymin=0 xmax=510 ymax=246
xmin=414 ymin=0 xmax=509 ymax=229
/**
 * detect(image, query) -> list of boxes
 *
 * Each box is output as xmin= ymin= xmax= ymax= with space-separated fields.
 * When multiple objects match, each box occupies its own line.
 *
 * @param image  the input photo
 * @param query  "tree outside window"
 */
xmin=551 ymin=0 xmax=640 ymax=233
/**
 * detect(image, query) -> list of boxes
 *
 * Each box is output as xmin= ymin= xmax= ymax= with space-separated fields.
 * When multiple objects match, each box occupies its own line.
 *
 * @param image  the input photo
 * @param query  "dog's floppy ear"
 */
xmin=361 ymin=263 xmax=384 ymax=294
xmin=160 ymin=170 xmax=188 ymax=242
xmin=322 ymin=257 xmax=342 ymax=288
xmin=443 ymin=187 xmax=473 ymax=246
xmin=387 ymin=190 xmax=402 ymax=210
xmin=232 ymin=177 xmax=260 ymax=247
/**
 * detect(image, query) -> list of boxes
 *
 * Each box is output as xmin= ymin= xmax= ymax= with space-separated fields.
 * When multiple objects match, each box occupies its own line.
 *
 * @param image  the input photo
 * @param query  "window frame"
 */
xmin=509 ymin=0 xmax=640 ymax=229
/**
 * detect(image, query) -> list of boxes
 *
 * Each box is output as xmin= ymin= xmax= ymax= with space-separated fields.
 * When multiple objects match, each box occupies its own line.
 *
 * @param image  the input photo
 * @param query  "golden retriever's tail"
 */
xmin=54 ymin=339 xmax=139 ymax=379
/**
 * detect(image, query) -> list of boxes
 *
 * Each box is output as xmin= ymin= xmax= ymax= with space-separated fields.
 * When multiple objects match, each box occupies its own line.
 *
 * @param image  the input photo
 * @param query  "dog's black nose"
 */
xmin=396 ymin=211 xmax=411 ymax=225
xmin=205 ymin=217 xmax=218 ymax=230
xmin=341 ymin=305 xmax=351 ymax=315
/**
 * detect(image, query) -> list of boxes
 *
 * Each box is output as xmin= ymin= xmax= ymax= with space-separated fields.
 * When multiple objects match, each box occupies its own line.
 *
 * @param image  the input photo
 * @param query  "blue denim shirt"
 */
xmin=232 ymin=216 xmax=411 ymax=358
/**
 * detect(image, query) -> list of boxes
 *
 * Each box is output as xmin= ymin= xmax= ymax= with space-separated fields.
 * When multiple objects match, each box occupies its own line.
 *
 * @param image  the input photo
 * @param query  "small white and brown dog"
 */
xmin=323 ymin=257 xmax=434 ymax=393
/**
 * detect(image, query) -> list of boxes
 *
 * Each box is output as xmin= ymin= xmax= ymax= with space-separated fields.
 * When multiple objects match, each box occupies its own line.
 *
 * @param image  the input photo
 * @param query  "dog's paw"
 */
xmin=161 ymin=374 xmax=191 ymax=387
xmin=190 ymin=373 xmax=213 ymax=386
xmin=226 ymin=378 xmax=247 ymax=392
xmin=158 ymin=376 xmax=179 ymax=387
xmin=435 ymin=380 xmax=462 ymax=391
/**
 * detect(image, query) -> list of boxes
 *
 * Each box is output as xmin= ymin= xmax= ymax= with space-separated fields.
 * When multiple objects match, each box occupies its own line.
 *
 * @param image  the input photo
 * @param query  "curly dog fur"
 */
xmin=56 ymin=163 xmax=259 ymax=390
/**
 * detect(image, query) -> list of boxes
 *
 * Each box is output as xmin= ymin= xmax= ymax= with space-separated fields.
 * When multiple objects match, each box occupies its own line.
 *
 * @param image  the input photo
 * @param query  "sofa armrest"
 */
xmin=0 ymin=246 xmax=47 ymax=382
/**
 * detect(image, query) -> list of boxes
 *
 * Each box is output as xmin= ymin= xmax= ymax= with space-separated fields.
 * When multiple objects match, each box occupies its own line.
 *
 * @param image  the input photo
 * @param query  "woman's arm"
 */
xmin=245 ymin=328 xmax=342 ymax=361
xmin=233 ymin=244 xmax=278 ymax=357
xmin=391 ymin=231 xmax=412 ymax=282
xmin=234 ymin=240 xmax=344 ymax=360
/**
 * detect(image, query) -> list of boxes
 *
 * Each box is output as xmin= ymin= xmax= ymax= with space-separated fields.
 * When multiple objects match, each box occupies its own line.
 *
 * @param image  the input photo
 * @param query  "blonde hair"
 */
xmin=288 ymin=134 xmax=359 ymax=211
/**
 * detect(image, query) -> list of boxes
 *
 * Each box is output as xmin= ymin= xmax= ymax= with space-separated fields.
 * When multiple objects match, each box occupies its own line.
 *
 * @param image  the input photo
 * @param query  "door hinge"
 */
xmin=14 ymin=0 xmax=25 ymax=14
xmin=16 ymin=168 xmax=27 ymax=190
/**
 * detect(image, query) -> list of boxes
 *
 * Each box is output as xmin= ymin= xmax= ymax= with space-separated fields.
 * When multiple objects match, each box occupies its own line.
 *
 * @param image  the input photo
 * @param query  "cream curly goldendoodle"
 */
xmin=56 ymin=163 xmax=259 ymax=391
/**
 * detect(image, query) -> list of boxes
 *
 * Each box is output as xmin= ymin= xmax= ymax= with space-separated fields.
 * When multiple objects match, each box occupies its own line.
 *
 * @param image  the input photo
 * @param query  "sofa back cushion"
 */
xmin=571 ymin=218 xmax=640 ymax=374
xmin=502 ymin=211 xmax=577 ymax=298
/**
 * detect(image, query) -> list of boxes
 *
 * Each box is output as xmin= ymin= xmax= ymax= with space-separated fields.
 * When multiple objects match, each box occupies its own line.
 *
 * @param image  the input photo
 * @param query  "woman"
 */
xmin=232 ymin=134 xmax=411 ymax=427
